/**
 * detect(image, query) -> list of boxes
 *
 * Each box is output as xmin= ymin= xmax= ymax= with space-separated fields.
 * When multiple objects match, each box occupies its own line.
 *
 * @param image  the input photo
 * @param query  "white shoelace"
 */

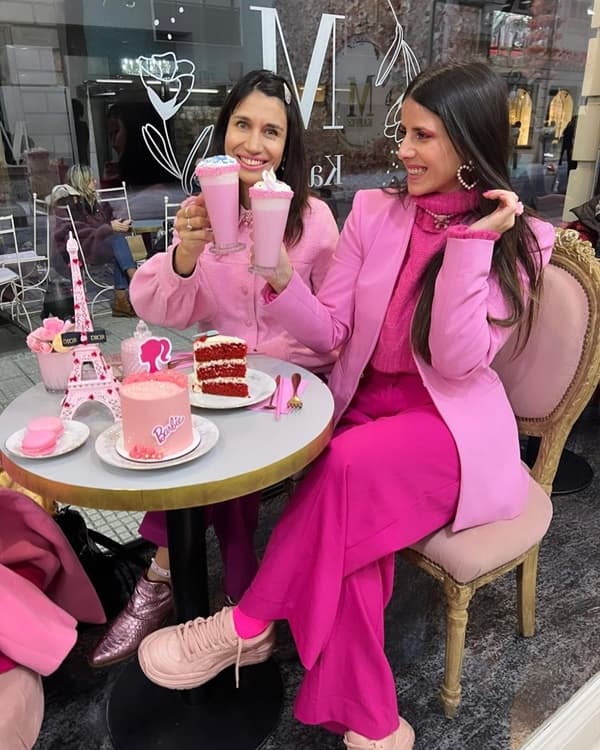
xmin=174 ymin=609 xmax=245 ymax=687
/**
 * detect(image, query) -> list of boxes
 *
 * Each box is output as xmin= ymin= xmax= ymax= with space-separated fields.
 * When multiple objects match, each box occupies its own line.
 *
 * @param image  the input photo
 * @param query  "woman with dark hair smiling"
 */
xmin=138 ymin=62 xmax=556 ymax=750
xmin=90 ymin=69 xmax=339 ymax=668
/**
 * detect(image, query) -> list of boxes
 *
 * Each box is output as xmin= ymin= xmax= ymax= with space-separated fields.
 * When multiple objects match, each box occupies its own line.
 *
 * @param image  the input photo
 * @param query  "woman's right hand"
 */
xmin=173 ymin=195 xmax=213 ymax=276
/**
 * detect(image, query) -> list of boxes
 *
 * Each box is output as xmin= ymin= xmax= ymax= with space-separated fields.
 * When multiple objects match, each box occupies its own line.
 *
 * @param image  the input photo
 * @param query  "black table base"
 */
xmin=106 ymin=506 xmax=284 ymax=749
xmin=525 ymin=438 xmax=594 ymax=496
xmin=107 ymin=658 xmax=283 ymax=750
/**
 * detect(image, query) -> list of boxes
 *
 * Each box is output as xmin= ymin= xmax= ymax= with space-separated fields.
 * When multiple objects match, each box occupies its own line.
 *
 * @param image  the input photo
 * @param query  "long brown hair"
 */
xmin=403 ymin=63 xmax=543 ymax=363
xmin=210 ymin=69 xmax=309 ymax=248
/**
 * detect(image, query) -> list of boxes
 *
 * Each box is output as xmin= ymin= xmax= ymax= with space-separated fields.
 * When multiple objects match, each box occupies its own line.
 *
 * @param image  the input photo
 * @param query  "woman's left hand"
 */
xmin=250 ymin=243 xmax=294 ymax=294
xmin=468 ymin=190 xmax=524 ymax=235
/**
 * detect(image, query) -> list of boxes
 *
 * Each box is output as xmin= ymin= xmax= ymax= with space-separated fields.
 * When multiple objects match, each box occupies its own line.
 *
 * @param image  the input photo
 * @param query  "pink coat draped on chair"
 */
xmin=0 ymin=489 xmax=105 ymax=676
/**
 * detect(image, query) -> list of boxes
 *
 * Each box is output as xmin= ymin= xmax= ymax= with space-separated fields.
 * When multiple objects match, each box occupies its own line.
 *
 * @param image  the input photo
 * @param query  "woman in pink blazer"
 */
xmin=91 ymin=70 xmax=339 ymax=668
xmin=138 ymin=63 xmax=555 ymax=750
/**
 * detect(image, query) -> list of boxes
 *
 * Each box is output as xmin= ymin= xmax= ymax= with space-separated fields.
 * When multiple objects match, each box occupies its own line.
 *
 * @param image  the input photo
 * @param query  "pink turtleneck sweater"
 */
xmin=370 ymin=189 xmax=490 ymax=374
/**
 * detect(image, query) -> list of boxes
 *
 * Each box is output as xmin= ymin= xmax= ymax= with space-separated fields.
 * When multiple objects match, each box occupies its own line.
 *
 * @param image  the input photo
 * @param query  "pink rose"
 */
xmin=26 ymin=331 xmax=48 ymax=352
xmin=27 ymin=317 xmax=73 ymax=353
xmin=42 ymin=317 xmax=67 ymax=336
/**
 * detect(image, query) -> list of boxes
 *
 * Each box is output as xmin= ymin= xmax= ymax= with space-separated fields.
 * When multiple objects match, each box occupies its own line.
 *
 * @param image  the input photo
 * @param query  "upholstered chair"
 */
xmin=400 ymin=228 xmax=600 ymax=718
xmin=0 ymin=667 xmax=44 ymax=749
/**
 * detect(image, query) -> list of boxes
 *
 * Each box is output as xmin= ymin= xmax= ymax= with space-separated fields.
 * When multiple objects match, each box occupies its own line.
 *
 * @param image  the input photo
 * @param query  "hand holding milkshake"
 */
xmin=249 ymin=168 xmax=294 ymax=272
xmin=194 ymin=155 xmax=245 ymax=254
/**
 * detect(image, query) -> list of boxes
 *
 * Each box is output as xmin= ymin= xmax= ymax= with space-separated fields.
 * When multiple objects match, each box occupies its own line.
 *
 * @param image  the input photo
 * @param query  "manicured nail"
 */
xmin=515 ymin=201 xmax=524 ymax=216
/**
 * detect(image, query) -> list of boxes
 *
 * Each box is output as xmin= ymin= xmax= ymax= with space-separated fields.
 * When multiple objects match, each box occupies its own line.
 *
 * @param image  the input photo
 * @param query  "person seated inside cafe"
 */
xmin=49 ymin=165 xmax=139 ymax=317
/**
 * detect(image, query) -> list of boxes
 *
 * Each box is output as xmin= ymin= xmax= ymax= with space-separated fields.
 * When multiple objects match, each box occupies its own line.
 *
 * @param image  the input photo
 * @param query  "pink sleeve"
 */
xmin=428 ymin=218 xmax=555 ymax=379
xmin=262 ymin=194 xmax=366 ymax=353
xmin=129 ymin=243 xmax=217 ymax=329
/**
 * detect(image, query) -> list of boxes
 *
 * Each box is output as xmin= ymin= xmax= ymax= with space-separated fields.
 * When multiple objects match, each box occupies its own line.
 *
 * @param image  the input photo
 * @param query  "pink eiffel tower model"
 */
xmin=60 ymin=232 xmax=121 ymax=421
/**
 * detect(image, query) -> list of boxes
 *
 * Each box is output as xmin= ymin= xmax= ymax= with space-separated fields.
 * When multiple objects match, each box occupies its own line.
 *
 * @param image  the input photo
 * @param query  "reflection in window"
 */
xmin=547 ymin=90 xmax=573 ymax=138
xmin=508 ymin=87 xmax=532 ymax=147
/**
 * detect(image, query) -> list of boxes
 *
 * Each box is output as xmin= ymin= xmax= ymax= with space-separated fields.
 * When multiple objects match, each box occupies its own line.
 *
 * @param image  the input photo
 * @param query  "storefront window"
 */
xmin=0 ymin=0 xmax=597 ymax=237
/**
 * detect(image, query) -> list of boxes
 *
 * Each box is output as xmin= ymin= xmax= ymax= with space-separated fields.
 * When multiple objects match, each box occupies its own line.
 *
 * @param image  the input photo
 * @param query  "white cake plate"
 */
xmin=5 ymin=420 xmax=90 ymax=459
xmin=95 ymin=415 xmax=219 ymax=471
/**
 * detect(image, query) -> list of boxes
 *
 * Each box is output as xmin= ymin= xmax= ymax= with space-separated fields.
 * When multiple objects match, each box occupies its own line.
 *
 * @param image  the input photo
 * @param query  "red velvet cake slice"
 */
xmin=193 ymin=334 xmax=249 ymax=397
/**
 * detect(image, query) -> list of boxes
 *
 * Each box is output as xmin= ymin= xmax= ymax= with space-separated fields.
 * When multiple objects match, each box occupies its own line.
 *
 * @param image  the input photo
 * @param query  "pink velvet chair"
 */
xmin=0 ymin=667 xmax=44 ymax=750
xmin=400 ymin=228 xmax=600 ymax=718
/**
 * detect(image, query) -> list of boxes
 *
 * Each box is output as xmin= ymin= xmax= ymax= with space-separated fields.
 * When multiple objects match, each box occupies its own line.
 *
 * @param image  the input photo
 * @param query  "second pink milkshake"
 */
xmin=249 ymin=169 xmax=294 ymax=271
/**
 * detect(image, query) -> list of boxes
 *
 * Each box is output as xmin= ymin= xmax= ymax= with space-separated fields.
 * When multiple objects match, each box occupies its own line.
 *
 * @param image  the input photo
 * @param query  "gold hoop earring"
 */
xmin=456 ymin=161 xmax=477 ymax=190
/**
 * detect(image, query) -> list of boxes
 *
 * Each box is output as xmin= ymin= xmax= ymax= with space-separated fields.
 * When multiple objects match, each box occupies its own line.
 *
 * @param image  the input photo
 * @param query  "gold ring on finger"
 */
xmin=184 ymin=206 xmax=190 ymax=218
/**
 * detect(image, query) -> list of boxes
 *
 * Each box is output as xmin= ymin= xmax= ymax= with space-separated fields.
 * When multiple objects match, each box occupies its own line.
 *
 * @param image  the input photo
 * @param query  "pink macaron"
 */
xmin=21 ymin=429 xmax=58 ymax=457
xmin=26 ymin=416 xmax=64 ymax=438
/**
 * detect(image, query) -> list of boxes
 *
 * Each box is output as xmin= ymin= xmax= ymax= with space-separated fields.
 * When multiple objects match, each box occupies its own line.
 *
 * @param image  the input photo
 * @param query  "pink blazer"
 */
xmin=264 ymin=190 xmax=556 ymax=531
xmin=0 ymin=490 xmax=105 ymax=675
xmin=130 ymin=196 xmax=340 ymax=371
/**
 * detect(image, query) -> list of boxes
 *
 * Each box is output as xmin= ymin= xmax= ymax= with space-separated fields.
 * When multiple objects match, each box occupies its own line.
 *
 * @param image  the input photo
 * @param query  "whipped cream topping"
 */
xmin=197 ymin=154 xmax=237 ymax=169
xmin=253 ymin=168 xmax=291 ymax=192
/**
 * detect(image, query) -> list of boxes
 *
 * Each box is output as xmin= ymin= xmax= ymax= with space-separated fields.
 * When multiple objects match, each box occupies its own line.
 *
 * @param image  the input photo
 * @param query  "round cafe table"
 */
xmin=0 ymin=354 xmax=334 ymax=750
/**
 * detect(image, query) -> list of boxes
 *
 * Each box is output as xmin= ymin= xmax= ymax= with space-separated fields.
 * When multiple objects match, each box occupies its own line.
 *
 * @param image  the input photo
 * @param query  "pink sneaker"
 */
xmin=344 ymin=717 xmax=415 ymax=750
xmin=138 ymin=606 xmax=275 ymax=690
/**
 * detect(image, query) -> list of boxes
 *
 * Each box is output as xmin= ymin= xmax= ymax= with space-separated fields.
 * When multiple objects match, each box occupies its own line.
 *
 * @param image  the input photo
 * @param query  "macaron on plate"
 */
xmin=5 ymin=419 xmax=90 ymax=459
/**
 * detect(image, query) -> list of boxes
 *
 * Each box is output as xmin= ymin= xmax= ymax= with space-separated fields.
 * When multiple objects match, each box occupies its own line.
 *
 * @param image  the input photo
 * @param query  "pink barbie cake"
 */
xmin=120 ymin=371 xmax=193 ymax=459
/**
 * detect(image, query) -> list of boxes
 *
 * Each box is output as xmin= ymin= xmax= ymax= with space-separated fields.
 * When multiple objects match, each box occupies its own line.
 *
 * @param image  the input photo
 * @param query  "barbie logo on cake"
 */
xmin=152 ymin=415 xmax=186 ymax=445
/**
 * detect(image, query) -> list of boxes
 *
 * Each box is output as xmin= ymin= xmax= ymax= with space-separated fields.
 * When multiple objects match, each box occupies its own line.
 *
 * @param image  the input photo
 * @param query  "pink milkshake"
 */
xmin=195 ymin=155 xmax=245 ymax=254
xmin=249 ymin=169 xmax=293 ymax=271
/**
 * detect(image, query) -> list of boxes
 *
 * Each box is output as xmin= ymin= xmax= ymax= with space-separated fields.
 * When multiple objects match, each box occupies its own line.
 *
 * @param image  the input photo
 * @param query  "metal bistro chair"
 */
xmin=0 ymin=213 xmax=45 ymax=330
xmin=52 ymin=204 xmax=114 ymax=320
xmin=164 ymin=195 xmax=181 ymax=252
xmin=9 ymin=194 xmax=53 ymax=320
xmin=399 ymin=228 xmax=600 ymax=718
xmin=96 ymin=181 xmax=132 ymax=222
xmin=97 ymin=181 xmax=147 ymax=264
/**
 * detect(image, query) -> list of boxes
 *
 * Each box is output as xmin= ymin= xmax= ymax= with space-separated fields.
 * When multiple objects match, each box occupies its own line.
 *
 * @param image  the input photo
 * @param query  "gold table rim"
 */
xmin=0 ymin=420 xmax=333 ymax=512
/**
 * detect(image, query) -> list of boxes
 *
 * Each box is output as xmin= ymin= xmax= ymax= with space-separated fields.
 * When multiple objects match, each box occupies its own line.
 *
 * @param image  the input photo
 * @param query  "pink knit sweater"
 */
xmin=370 ymin=189 xmax=487 ymax=374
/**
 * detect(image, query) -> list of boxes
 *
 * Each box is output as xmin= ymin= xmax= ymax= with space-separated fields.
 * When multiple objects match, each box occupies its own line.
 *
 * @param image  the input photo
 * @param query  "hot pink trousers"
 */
xmin=138 ymin=499 xmax=259 ymax=602
xmin=239 ymin=370 xmax=461 ymax=739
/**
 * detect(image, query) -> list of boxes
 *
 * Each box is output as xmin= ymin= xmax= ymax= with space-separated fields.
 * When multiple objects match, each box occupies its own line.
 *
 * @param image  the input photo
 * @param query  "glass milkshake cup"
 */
xmin=195 ymin=155 xmax=245 ymax=254
xmin=249 ymin=169 xmax=293 ymax=272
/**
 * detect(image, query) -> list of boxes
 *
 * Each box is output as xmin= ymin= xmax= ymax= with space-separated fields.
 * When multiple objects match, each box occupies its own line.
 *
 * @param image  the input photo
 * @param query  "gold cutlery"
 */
xmin=287 ymin=372 xmax=303 ymax=410
xmin=263 ymin=374 xmax=281 ymax=409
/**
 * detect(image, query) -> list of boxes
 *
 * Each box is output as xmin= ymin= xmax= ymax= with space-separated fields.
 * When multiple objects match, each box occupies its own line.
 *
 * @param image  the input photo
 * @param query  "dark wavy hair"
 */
xmin=401 ymin=62 xmax=543 ymax=363
xmin=210 ymin=69 xmax=309 ymax=247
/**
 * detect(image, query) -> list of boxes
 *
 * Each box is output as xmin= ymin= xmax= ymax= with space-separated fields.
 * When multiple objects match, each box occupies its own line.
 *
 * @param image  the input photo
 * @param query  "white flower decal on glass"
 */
xmin=137 ymin=52 xmax=213 ymax=194
xmin=375 ymin=0 xmax=421 ymax=143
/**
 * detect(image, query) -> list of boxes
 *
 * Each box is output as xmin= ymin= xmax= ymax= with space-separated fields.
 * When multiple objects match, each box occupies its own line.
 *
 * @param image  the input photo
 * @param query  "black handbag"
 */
xmin=53 ymin=506 xmax=153 ymax=619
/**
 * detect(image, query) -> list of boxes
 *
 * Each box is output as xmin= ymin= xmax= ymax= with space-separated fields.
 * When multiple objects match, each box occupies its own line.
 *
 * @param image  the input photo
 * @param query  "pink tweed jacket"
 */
xmin=130 ymin=196 xmax=339 ymax=371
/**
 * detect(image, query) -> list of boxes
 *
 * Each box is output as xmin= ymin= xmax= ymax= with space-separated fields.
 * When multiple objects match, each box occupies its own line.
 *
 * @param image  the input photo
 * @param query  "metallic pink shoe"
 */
xmin=343 ymin=717 xmax=415 ymax=750
xmin=89 ymin=576 xmax=173 ymax=668
xmin=138 ymin=606 xmax=275 ymax=690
